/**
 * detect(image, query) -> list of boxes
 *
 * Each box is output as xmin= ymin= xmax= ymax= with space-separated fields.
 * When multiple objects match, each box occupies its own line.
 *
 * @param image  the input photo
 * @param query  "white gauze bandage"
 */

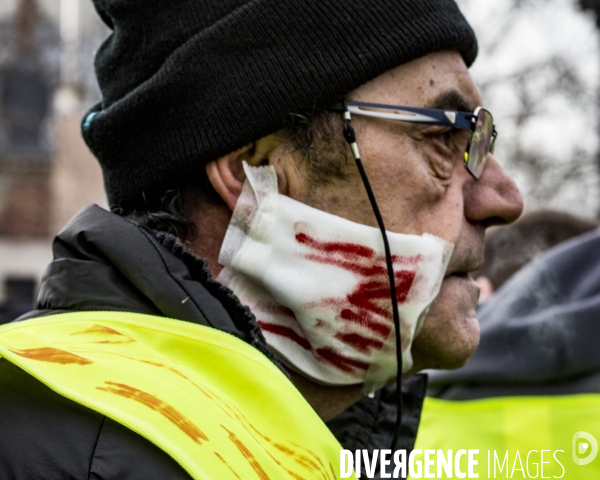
xmin=218 ymin=163 xmax=453 ymax=392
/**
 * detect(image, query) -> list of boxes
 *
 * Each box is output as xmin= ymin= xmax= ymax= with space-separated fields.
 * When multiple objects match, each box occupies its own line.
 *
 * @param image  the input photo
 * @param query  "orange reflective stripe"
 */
xmin=0 ymin=311 xmax=353 ymax=480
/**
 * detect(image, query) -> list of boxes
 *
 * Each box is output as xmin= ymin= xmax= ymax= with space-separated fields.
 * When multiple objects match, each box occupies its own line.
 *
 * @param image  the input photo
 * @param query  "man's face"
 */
xmin=289 ymin=50 xmax=524 ymax=373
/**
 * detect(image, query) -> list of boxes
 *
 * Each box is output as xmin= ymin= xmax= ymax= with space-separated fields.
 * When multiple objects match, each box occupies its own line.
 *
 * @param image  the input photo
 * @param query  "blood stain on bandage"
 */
xmin=255 ymin=301 xmax=298 ymax=320
xmin=295 ymin=229 xmax=420 ymax=279
xmin=339 ymin=307 xmax=391 ymax=336
xmin=255 ymin=301 xmax=312 ymax=350
xmin=315 ymin=347 xmax=369 ymax=372
xmin=10 ymin=347 xmax=93 ymax=365
xmin=334 ymin=332 xmax=384 ymax=353
xmin=97 ymin=381 xmax=208 ymax=444
xmin=294 ymin=227 xmax=418 ymax=363
xmin=258 ymin=322 xmax=311 ymax=350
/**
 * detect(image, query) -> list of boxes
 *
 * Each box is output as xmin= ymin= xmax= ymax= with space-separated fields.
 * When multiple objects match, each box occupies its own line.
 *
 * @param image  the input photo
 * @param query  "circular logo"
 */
xmin=572 ymin=431 xmax=599 ymax=466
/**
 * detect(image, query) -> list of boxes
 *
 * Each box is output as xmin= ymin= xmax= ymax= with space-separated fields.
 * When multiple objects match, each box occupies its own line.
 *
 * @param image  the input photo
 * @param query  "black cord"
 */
xmin=342 ymin=111 xmax=403 ymax=451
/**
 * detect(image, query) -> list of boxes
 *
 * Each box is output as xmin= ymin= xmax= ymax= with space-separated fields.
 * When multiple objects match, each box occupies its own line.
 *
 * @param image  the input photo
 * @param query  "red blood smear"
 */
xmin=256 ymin=301 xmax=297 ymax=320
xmin=390 ymin=254 xmax=422 ymax=267
xmin=316 ymin=347 xmax=369 ymax=372
xmin=337 ymin=270 xmax=415 ymax=334
xmin=334 ymin=332 xmax=384 ymax=353
xmin=294 ymin=228 xmax=423 ymax=371
xmin=295 ymin=230 xmax=418 ymax=307
xmin=345 ymin=271 xmax=416 ymax=320
xmin=296 ymin=232 xmax=374 ymax=259
xmin=258 ymin=321 xmax=311 ymax=350
xmin=393 ymin=270 xmax=417 ymax=302
xmin=303 ymin=254 xmax=386 ymax=278
xmin=339 ymin=308 xmax=391 ymax=337
xmin=297 ymin=230 xmax=422 ymax=279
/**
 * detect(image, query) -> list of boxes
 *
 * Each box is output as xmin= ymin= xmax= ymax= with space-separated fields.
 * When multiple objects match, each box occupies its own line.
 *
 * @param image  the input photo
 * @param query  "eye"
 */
xmin=430 ymin=127 xmax=469 ymax=155
xmin=437 ymin=128 xmax=454 ymax=149
xmin=423 ymin=127 xmax=455 ymax=150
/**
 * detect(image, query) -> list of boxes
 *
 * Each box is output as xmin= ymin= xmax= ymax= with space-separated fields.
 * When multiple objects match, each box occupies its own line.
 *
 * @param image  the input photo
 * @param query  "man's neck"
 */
xmin=286 ymin=369 xmax=364 ymax=421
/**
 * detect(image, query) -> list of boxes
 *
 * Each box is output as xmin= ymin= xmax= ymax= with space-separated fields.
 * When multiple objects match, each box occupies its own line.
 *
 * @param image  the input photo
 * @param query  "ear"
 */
xmin=205 ymin=135 xmax=282 ymax=211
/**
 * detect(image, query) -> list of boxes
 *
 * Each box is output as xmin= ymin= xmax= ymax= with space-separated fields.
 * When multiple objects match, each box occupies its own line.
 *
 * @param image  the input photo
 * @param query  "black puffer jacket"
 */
xmin=0 ymin=205 xmax=426 ymax=479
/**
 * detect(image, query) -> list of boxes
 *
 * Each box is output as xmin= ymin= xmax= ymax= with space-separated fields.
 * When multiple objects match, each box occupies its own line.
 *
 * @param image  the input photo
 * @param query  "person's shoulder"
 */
xmin=0 ymin=359 xmax=191 ymax=480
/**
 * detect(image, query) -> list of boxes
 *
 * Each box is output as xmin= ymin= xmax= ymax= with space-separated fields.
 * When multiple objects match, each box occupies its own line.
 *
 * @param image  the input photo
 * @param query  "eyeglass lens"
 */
xmin=466 ymin=109 xmax=494 ymax=178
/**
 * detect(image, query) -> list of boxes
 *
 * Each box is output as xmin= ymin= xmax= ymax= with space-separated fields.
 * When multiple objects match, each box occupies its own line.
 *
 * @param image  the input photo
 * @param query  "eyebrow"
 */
xmin=427 ymin=90 xmax=477 ymax=113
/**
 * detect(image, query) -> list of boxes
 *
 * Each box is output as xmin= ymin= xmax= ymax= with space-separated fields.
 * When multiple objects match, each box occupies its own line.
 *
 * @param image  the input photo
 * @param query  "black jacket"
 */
xmin=0 ymin=205 xmax=425 ymax=479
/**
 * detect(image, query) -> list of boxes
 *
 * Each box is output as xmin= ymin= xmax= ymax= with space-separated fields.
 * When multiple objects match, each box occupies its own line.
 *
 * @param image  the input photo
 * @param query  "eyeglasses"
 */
xmin=334 ymin=100 xmax=498 ymax=179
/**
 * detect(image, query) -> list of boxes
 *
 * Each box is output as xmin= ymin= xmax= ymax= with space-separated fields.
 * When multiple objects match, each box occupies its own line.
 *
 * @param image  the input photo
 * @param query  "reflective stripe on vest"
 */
xmin=412 ymin=395 xmax=600 ymax=479
xmin=0 ymin=311 xmax=352 ymax=480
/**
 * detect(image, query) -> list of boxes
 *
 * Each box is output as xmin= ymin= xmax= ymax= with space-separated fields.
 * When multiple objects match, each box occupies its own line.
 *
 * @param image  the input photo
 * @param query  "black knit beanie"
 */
xmin=83 ymin=0 xmax=478 ymax=212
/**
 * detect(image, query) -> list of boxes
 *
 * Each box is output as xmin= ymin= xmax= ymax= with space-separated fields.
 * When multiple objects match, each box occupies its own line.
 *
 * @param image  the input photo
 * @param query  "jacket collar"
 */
xmin=25 ymin=204 xmax=425 ymax=452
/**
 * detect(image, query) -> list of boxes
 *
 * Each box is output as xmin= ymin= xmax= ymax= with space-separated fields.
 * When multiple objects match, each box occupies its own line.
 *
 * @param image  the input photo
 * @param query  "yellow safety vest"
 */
xmin=412 ymin=395 xmax=600 ymax=479
xmin=0 ymin=311 xmax=354 ymax=480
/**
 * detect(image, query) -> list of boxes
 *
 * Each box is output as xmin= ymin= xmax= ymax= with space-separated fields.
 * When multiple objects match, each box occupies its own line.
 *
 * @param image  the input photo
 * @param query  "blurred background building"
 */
xmin=0 ymin=0 xmax=599 ymax=319
xmin=0 ymin=0 xmax=106 ymax=319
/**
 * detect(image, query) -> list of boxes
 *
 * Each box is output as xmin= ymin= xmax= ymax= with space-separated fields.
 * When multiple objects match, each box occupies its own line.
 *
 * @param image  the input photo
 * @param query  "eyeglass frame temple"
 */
xmin=333 ymin=100 xmax=497 ymax=179
xmin=340 ymin=100 xmax=476 ymax=130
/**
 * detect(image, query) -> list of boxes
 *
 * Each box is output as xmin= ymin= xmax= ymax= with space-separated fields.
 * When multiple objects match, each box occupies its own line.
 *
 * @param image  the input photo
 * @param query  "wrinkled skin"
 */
xmin=285 ymin=51 xmax=523 ymax=374
xmin=203 ymin=50 xmax=523 ymax=419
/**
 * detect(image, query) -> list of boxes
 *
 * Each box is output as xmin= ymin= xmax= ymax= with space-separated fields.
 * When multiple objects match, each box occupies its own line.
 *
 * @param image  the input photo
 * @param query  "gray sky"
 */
xmin=458 ymin=0 xmax=600 ymax=217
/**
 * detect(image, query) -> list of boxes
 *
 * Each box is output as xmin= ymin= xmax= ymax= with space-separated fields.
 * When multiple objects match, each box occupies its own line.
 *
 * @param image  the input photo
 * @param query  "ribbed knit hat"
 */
xmin=83 ymin=0 xmax=477 ymax=212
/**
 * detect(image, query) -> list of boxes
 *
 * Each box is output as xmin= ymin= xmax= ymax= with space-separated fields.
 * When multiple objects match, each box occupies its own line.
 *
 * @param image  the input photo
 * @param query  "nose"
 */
xmin=464 ymin=155 xmax=524 ymax=227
